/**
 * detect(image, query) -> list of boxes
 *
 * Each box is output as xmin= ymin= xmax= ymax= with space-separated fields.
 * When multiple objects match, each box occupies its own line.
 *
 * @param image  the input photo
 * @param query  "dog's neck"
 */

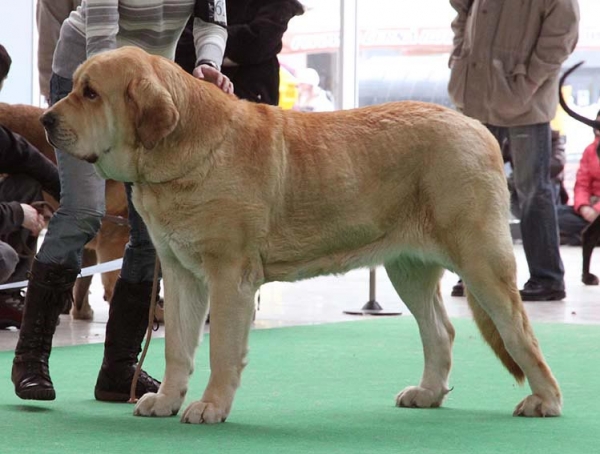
xmin=134 ymin=70 xmax=238 ymax=184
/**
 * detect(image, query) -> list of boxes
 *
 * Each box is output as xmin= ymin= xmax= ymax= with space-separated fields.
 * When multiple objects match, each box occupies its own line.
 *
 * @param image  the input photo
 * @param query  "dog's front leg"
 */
xmin=181 ymin=257 xmax=259 ymax=424
xmin=134 ymin=259 xmax=209 ymax=418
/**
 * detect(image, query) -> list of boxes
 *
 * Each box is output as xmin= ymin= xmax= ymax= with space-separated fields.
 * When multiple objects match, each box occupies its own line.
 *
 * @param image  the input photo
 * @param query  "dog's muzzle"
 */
xmin=40 ymin=111 xmax=59 ymax=148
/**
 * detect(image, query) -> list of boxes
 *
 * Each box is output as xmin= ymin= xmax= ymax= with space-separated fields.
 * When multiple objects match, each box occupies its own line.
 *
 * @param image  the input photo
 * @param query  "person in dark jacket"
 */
xmin=176 ymin=0 xmax=304 ymax=106
xmin=0 ymin=125 xmax=60 ymax=329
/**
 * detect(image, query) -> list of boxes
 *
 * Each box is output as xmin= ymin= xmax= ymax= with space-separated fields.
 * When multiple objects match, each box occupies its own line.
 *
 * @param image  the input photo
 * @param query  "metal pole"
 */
xmin=339 ymin=0 xmax=400 ymax=316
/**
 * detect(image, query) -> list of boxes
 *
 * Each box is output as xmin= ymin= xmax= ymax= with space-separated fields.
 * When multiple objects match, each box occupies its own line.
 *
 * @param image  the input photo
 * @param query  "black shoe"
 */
xmin=0 ymin=290 xmax=25 ymax=329
xmin=451 ymin=280 xmax=465 ymax=297
xmin=94 ymin=363 xmax=160 ymax=402
xmin=519 ymin=281 xmax=566 ymax=301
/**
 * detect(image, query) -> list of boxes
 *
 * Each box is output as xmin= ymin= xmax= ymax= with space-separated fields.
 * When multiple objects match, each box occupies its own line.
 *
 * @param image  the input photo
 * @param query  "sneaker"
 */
xmin=451 ymin=279 xmax=465 ymax=297
xmin=0 ymin=290 xmax=25 ymax=329
xmin=519 ymin=281 xmax=566 ymax=301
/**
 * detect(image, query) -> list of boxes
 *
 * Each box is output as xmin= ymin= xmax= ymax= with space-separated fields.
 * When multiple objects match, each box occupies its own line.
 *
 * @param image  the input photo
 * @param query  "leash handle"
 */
xmin=128 ymin=256 xmax=161 ymax=403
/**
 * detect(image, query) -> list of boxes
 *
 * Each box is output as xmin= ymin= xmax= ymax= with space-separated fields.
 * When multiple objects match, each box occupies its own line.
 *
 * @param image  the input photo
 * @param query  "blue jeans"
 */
xmin=487 ymin=123 xmax=565 ymax=289
xmin=37 ymin=73 xmax=156 ymax=283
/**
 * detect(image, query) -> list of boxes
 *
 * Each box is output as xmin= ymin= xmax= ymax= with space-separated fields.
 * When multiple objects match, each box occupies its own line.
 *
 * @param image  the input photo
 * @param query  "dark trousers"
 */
xmin=0 ymin=174 xmax=45 ymax=285
xmin=557 ymin=205 xmax=589 ymax=246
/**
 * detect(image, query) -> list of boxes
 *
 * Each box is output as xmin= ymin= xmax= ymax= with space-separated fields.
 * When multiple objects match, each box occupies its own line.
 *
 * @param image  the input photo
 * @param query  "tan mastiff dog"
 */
xmin=41 ymin=46 xmax=561 ymax=423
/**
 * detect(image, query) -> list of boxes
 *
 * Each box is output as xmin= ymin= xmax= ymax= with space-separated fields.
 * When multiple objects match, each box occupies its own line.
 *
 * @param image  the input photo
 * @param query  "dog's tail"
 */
xmin=559 ymin=61 xmax=600 ymax=130
xmin=466 ymin=291 xmax=526 ymax=384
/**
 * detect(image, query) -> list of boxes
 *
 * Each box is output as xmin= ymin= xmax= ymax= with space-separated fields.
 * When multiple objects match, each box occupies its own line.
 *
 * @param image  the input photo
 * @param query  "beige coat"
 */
xmin=448 ymin=0 xmax=579 ymax=127
xmin=36 ymin=0 xmax=81 ymax=101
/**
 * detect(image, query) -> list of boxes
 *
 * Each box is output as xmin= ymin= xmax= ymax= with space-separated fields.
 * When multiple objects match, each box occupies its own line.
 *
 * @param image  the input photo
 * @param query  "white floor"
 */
xmin=0 ymin=244 xmax=598 ymax=352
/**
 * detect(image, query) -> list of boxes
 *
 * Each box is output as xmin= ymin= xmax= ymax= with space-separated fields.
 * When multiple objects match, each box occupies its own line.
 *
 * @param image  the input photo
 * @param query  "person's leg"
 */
xmin=94 ymin=182 xmax=160 ymax=402
xmin=557 ymin=204 xmax=588 ymax=246
xmin=0 ymin=240 xmax=22 ymax=329
xmin=0 ymin=174 xmax=45 ymax=283
xmin=0 ymin=175 xmax=50 ymax=329
xmin=12 ymin=73 xmax=106 ymax=400
xmin=508 ymin=123 xmax=565 ymax=300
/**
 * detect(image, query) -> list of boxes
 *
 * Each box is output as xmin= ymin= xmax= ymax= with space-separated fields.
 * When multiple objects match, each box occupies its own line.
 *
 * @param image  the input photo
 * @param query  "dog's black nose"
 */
xmin=41 ymin=112 xmax=57 ymax=130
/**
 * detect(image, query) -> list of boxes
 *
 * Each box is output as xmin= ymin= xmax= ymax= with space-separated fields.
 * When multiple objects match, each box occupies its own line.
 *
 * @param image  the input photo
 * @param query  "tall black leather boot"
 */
xmin=12 ymin=259 xmax=78 ymax=400
xmin=94 ymin=277 xmax=160 ymax=402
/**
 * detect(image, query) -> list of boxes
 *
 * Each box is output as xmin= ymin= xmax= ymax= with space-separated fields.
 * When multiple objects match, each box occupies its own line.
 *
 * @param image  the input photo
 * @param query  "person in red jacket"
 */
xmin=558 ymin=110 xmax=600 ymax=245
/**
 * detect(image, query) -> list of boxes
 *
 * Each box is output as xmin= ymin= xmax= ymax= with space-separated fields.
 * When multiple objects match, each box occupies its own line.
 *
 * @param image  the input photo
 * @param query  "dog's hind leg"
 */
xmin=384 ymin=256 xmax=454 ymax=409
xmin=459 ymin=245 xmax=562 ymax=416
xmin=134 ymin=256 xmax=209 ymax=419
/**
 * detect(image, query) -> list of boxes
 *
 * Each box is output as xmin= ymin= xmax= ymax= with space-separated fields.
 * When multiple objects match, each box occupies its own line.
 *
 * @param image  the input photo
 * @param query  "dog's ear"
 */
xmin=127 ymin=77 xmax=180 ymax=150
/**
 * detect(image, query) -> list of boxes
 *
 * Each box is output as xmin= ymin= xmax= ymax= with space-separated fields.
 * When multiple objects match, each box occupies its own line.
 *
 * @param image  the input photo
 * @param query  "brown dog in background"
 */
xmin=0 ymin=102 xmax=129 ymax=319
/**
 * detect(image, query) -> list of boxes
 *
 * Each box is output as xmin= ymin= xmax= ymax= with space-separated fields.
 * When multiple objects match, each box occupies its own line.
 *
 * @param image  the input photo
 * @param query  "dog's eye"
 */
xmin=83 ymin=86 xmax=99 ymax=100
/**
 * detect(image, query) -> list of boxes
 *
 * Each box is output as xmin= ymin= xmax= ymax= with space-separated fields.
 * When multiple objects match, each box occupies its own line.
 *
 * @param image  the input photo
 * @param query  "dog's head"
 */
xmin=41 ymin=47 xmax=185 ymax=182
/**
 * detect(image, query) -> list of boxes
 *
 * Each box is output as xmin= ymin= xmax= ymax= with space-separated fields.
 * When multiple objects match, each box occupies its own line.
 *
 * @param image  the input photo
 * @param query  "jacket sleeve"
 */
xmin=192 ymin=0 xmax=228 ymax=70
xmin=0 ymin=126 xmax=61 ymax=202
xmin=449 ymin=0 xmax=472 ymax=61
xmin=0 ymin=201 xmax=24 ymax=234
xmin=85 ymin=0 xmax=119 ymax=58
xmin=573 ymin=141 xmax=597 ymax=214
xmin=225 ymin=0 xmax=304 ymax=66
xmin=36 ymin=0 xmax=81 ymax=100
xmin=527 ymin=0 xmax=579 ymax=86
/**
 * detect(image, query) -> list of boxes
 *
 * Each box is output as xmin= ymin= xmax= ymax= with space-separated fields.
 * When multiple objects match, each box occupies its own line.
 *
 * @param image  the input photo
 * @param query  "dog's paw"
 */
xmin=133 ymin=392 xmax=181 ymax=417
xmin=70 ymin=302 xmax=94 ymax=320
xmin=513 ymin=394 xmax=562 ymax=417
xmin=396 ymin=386 xmax=447 ymax=408
xmin=181 ymin=400 xmax=229 ymax=424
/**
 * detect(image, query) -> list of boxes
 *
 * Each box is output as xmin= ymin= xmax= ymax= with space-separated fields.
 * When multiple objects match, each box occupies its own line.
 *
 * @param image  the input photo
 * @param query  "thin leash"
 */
xmin=128 ymin=255 xmax=161 ymax=403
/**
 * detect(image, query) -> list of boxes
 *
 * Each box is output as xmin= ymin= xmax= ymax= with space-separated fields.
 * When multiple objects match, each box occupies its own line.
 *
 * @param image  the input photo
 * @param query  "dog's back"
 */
xmin=0 ymin=103 xmax=55 ymax=162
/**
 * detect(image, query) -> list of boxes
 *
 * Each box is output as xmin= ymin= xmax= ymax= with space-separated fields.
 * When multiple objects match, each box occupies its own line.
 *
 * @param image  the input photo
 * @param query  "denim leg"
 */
xmin=508 ymin=123 xmax=565 ymax=288
xmin=36 ymin=73 xmax=105 ymax=270
xmin=119 ymin=183 xmax=157 ymax=283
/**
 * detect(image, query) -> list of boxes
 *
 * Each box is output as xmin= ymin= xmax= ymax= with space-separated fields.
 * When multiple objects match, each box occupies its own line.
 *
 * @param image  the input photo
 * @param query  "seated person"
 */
xmin=0 ymin=44 xmax=61 ymax=328
xmin=0 ymin=125 xmax=61 ymax=328
xmin=557 ymin=110 xmax=600 ymax=245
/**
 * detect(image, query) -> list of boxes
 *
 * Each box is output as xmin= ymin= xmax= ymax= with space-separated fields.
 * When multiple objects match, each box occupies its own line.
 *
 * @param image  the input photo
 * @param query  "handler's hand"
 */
xmin=21 ymin=203 xmax=45 ymax=236
xmin=193 ymin=64 xmax=234 ymax=94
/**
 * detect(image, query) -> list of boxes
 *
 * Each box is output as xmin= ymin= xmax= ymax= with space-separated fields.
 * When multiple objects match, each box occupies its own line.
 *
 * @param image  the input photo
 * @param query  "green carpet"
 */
xmin=0 ymin=317 xmax=598 ymax=454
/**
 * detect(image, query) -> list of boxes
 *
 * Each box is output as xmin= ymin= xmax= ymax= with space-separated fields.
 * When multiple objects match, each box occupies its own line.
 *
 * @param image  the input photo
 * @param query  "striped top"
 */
xmin=52 ymin=0 xmax=227 ymax=79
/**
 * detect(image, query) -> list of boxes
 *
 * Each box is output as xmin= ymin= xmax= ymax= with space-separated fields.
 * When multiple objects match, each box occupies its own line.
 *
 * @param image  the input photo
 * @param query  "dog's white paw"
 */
xmin=70 ymin=302 xmax=94 ymax=320
xmin=180 ymin=400 xmax=229 ymax=424
xmin=133 ymin=392 xmax=182 ymax=417
xmin=513 ymin=394 xmax=562 ymax=417
xmin=396 ymin=386 xmax=446 ymax=408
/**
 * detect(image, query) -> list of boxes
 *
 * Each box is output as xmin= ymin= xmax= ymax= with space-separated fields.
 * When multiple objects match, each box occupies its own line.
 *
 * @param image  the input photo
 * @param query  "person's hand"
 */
xmin=580 ymin=205 xmax=599 ymax=223
xmin=192 ymin=64 xmax=234 ymax=94
xmin=21 ymin=203 xmax=46 ymax=236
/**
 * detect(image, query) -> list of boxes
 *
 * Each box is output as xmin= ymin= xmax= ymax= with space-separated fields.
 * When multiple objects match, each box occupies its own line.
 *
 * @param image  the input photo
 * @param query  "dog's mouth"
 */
xmin=43 ymin=128 xmax=102 ymax=164
xmin=43 ymin=128 xmax=58 ymax=149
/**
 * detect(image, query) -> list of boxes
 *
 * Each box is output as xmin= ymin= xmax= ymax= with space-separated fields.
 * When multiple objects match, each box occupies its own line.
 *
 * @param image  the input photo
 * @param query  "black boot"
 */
xmin=11 ymin=259 xmax=78 ymax=400
xmin=94 ymin=277 xmax=161 ymax=402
